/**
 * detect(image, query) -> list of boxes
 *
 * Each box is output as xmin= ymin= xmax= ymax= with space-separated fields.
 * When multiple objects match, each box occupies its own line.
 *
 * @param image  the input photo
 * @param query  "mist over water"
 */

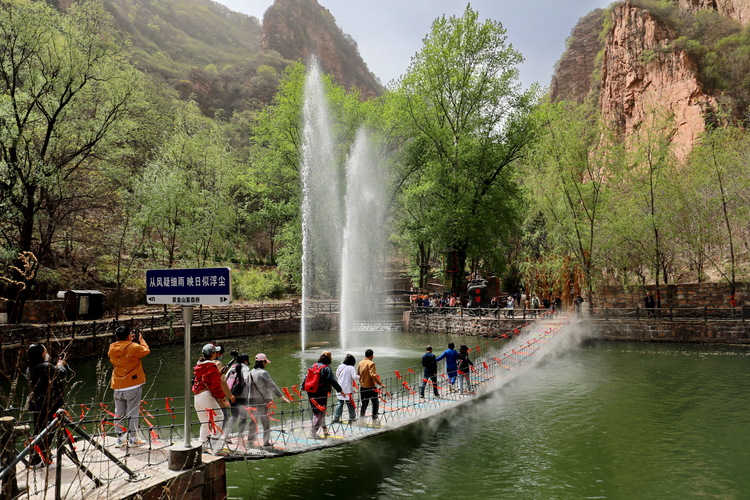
xmin=226 ymin=338 xmax=750 ymax=499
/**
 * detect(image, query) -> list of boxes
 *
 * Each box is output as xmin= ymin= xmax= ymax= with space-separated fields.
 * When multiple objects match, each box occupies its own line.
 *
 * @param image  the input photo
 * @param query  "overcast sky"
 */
xmin=216 ymin=0 xmax=612 ymax=90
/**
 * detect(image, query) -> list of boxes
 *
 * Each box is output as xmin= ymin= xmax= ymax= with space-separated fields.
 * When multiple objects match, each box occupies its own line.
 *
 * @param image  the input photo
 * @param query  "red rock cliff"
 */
xmin=261 ymin=0 xmax=382 ymax=100
xmin=550 ymin=9 xmax=606 ymax=104
xmin=677 ymin=0 xmax=750 ymax=25
xmin=599 ymin=2 xmax=716 ymax=162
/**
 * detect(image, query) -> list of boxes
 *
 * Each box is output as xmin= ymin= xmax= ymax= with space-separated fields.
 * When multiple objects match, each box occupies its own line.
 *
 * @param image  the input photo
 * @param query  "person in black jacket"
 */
xmin=302 ymin=353 xmax=342 ymax=439
xmin=26 ymin=343 xmax=68 ymax=467
xmin=457 ymin=344 xmax=474 ymax=394
xmin=419 ymin=346 xmax=439 ymax=398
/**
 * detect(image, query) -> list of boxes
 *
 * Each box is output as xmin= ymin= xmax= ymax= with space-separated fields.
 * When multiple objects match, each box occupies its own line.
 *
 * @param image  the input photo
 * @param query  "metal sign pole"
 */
xmin=182 ymin=306 xmax=193 ymax=448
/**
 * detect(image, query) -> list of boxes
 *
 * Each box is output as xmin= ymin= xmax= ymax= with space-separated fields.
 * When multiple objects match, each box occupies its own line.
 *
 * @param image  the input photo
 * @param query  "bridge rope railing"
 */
xmin=4 ymin=311 xmax=570 ymax=497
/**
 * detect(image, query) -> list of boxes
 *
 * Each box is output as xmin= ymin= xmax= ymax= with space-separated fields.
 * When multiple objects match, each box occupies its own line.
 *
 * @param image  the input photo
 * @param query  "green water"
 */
xmin=8 ymin=330 xmax=750 ymax=499
xmin=224 ymin=337 xmax=750 ymax=499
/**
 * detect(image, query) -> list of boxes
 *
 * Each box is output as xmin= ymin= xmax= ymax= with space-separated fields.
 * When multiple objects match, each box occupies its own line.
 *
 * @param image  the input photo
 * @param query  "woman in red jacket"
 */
xmin=192 ymin=344 xmax=229 ymax=452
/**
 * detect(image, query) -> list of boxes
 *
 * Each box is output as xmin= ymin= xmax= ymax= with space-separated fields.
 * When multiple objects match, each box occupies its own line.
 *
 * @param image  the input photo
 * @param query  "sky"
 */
xmin=216 ymin=0 xmax=613 ymax=90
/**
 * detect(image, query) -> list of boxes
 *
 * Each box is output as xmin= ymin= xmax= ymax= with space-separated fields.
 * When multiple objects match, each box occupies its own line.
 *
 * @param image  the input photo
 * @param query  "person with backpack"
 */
xmin=302 ymin=352 xmax=342 ymax=439
xmin=246 ymin=353 xmax=289 ymax=448
xmin=224 ymin=353 xmax=250 ymax=445
xmin=457 ymin=344 xmax=474 ymax=393
xmin=332 ymin=354 xmax=359 ymax=425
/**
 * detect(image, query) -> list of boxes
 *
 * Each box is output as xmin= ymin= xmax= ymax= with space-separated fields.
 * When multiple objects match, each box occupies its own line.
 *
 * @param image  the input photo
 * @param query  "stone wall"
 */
xmin=404 ymin=311 xmax=750 ymax=344
xmin=593 ymin=282 xmax=748 ymax=309
xmin=22 ymin=300 xmax=65 ymax=323
xmin=126 ymin=455 xmax=226 ymax=500
xmin=1 ymin=314 xmax=336 ymax=371
xmin=403 ymin=311 xmax=529 ymax=337
xmin=586 ymin=318 xmax=750 ymax=343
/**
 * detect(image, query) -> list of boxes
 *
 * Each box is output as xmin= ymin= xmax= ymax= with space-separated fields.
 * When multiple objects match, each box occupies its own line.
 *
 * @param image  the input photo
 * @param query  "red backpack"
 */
xmin=303 ymin=363 xmax=323 ymax=393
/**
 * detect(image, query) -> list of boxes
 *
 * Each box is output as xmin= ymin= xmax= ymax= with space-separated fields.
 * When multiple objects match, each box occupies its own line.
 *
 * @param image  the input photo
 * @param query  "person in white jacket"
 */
xmin=332 ymin=354 xmax=359 ymax=424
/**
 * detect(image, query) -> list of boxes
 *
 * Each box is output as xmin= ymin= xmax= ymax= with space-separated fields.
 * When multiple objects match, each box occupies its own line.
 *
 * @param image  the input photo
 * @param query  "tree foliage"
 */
xmin=391 ymin=5 xmax=538 ymax=292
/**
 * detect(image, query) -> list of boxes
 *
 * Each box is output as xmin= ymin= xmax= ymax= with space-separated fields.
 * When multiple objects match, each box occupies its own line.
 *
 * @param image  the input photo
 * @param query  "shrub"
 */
xmin=232 ymin=268 xmax=287 ymax=301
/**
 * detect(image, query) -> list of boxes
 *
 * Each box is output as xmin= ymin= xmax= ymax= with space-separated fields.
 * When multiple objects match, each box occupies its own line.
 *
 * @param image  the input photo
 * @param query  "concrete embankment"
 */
xmin=586 ymin=318 xmax=750 ymax=343
xmin=403 ymin=311 xmax=750 ymax=344
xmin=403 ymin=310 xmax=531 ymax=337
xmin=1 ymin=315 xmax=336 ymax=370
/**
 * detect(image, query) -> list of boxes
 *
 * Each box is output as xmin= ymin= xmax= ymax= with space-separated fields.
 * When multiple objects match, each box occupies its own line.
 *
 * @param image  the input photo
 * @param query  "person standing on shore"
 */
xmin=108 ymin=325 xmax=150 ymax=447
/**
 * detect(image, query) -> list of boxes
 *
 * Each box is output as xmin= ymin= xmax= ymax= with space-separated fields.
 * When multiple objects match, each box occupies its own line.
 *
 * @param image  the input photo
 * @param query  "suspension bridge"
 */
xmin=1 ymin=312 xmax=576 ymax=499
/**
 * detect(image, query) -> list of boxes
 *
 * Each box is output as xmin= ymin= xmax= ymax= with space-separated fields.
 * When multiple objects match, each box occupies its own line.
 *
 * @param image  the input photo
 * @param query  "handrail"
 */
xmin=0 ymin=301 xmax=339 ymax=347
xmin=0 ymin=409 xmax=140 ymax=490
xmin=410 ymin=304 xmax=747 ymax=321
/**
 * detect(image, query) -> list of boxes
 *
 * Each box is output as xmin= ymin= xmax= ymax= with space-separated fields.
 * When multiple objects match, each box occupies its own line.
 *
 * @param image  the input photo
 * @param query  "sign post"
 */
xmin=181 ymin=305 xmax=193 ymax=448
xmin=146 ymin=267 xmax=231 ymax=469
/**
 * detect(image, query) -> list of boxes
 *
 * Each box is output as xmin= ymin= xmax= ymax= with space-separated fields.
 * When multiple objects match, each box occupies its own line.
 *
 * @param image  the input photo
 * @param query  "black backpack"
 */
xmin=226 ymin=364 xmax=245 ymax=396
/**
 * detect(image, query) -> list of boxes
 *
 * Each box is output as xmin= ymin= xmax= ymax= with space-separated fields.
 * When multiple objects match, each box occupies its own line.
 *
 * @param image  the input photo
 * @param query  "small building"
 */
xmin=56 ymin=290 xmax=105 ymax=321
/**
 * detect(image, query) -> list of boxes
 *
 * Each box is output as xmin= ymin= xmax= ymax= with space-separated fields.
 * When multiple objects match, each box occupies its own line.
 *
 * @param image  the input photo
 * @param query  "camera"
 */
xmin=229 ymin=350 xmax=239 ymax=357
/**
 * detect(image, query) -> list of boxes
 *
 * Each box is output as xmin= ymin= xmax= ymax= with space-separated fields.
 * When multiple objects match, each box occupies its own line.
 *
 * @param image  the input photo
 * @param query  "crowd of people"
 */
xmin=23 ymin=333 xmax=484 ymax=461
xmin=190 ymin=341 xmax=482 ymax=451
xmin=413 ymin=291 xmax=571 ymax=318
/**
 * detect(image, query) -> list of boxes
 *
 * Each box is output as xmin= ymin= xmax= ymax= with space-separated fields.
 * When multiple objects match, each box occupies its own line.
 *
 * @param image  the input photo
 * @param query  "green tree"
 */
xmin=682 ymin=124 xmax=750 ymax=287
xmin=522 ymin=102 xmax=617 ymax=306
xmin=391 ymin=5 xmax=537 ymax=293
xmin=0 ymin=0 xmax=146 ymax=321
xmin=609 ymin=111 xmax=679 ymax=303
xmin=135 ymin=101 xmax=237 ymax=267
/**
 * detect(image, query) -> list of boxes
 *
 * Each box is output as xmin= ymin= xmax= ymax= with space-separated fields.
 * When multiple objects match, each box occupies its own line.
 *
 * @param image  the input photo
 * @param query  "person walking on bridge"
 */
xmin=436 ymin=342 xmax=459 ymax=391
xmin=108 ymin=325 xmax=149 ymax=447
xmin=333 ymin=354 xmax=359 ymax=425
xmin=192 ymin=344 xmax=229 ymax=452
xmin=457 ymin=344 xmax=474 ymax=393
xmin=358 ymin=349 xmax=386 ymax=422
xmin=303 ymin=352 xmax=342 ymax=439
xmin=247 ymin=353 xmax=288 ymax=448
xmin=419 ymin=346 xmax=440 ymax=398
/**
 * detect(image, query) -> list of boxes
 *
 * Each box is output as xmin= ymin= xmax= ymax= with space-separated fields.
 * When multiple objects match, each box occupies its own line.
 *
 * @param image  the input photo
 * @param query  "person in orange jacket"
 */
xmin=108 ymin=325 xmax=150 ymax=447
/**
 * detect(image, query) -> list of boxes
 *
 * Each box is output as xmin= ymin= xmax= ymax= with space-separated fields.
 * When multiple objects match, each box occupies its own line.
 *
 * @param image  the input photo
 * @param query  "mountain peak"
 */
xmin=261 ymin=0 xmax=383 ymax=99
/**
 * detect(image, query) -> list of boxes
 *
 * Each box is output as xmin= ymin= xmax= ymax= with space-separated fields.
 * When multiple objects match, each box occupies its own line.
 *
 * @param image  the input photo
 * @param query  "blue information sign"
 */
xmin=146 ymin=267 xmax=231 ymax=306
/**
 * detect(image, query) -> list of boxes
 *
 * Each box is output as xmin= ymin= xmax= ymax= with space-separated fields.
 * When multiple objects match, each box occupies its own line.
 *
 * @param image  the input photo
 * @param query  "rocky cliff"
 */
xmin=261 ymin=0 xmax=383 ymax=100
xmin=677 ymin=0 xmax=750 ymax=25
xmin=551 ymin=1 xmax=735 ymax=161
xmin=550 ymin=9 xmax=606 ymax=104
xmin=600 ymin=2 xmax=717 ymax=161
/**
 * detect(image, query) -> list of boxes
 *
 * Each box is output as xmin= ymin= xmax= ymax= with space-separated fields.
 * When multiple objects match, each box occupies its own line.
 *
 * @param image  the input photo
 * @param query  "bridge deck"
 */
xmin=13 ymin=315 xmax=571 ymax=499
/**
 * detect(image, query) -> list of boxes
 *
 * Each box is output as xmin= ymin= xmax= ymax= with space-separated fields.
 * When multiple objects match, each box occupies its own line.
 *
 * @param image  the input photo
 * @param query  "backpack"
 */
xmin=226 ymin=364 xmax=245 ymax=396
xmin=303 ymin=363 xmax=324 ymax=393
